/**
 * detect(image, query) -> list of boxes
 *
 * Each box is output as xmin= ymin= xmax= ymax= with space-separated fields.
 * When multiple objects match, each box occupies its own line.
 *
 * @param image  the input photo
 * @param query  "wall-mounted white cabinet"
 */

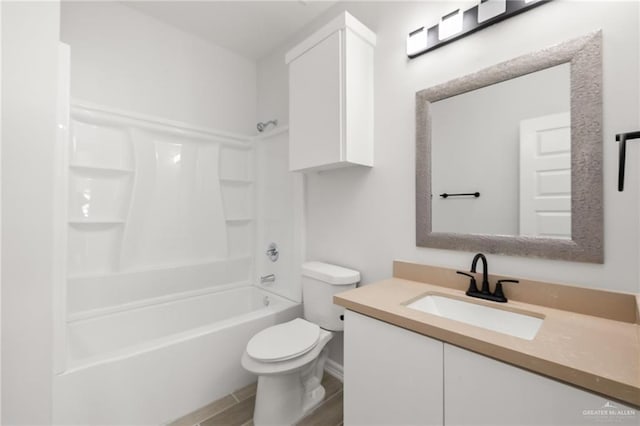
xmin=344 ymin=310 xmax=637 ymax=425
xmin=286 ymin=12 xmax=376 ymax=172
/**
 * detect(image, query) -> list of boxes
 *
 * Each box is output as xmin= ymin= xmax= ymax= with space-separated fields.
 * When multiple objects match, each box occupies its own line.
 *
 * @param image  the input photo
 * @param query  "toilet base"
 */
xmin=253 ymin=345 xmax=330 ymax=426
xmin=302 ymin=380 xmax=325 ymax=414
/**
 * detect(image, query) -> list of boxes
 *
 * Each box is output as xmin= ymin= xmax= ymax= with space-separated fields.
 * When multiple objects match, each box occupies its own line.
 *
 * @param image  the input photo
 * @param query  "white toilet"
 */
xmin=241 ymin=261 xmax=360 ymax=426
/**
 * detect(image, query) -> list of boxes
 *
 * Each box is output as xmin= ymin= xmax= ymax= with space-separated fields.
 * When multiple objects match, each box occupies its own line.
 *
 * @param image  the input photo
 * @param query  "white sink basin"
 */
xmin=406 ymin=295 xmax=543 ymax=340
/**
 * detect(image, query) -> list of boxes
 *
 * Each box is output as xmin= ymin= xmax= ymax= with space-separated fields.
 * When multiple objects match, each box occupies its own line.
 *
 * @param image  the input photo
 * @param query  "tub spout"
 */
xmin=260 ymin=274 xmax=275 ymax=285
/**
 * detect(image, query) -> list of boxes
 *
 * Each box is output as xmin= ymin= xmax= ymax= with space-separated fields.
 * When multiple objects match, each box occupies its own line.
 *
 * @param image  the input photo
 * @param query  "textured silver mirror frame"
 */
xmin=416 ymin=31 xmax=603 ymax=263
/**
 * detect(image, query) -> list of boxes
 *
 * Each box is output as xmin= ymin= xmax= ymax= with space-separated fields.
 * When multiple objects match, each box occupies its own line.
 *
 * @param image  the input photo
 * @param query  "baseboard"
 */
xmin=324 ymin=359 xmax=343 ymax=382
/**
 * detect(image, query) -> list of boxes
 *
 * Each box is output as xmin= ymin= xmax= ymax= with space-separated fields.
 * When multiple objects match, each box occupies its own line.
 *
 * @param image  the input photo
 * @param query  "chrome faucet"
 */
xmin=260 ymin=274 xmax=276 ymax=285
xmin=456 ymin=253 xmax=518 ymax=303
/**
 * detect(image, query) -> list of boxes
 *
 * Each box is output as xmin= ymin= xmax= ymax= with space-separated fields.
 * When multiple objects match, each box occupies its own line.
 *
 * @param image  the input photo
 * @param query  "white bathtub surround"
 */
xmin=51 ymin=101 xmax=294 ymax=424
xmin=65 ymin=102 xmax=253 ymax=279
xmin=54 ymin=286 xmax=301 ymax=425
xmin=59 ymin=102 xmax=255 ymax=319
xmin=52 ymin=18 xmax=307 ymax=419
xmin=254 ymin=126 xmax=306 ymax=303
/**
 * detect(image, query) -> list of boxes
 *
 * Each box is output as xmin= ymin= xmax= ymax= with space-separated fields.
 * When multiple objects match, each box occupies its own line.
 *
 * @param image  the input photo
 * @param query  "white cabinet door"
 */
xmin=444 ymin=343 xmax=637 ymax=426
xmin=344 ymin=310 xmax=444 ymax=426
xmin=289 ymin=31 xmax=343 ymax=171
xmin=287 ymin=13 xmax=375 ymax=172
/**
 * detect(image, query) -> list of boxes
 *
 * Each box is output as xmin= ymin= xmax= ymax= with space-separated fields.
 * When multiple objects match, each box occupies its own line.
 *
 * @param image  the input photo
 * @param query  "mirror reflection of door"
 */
xmin=519 ymin=112 xmax=571 ymax=239
xmin=430 ymin=63 xmax=570 ymax=236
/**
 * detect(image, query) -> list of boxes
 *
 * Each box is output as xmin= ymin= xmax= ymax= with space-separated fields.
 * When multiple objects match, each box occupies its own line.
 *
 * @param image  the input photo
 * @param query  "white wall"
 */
xmin=1 ymin=1 xmax=60 ymax=423
xmin=60 ymin=1 xmax=257 ymax=135
xmin=257 ymin=1 xmax=640 ymax=363
xmin=257 ymin=53 xmax=289 ymax=128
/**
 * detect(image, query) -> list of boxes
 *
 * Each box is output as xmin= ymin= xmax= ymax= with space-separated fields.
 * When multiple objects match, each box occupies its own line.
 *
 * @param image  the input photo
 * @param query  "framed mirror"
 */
xmin=416 ymin=31 xmax=603 ymax=263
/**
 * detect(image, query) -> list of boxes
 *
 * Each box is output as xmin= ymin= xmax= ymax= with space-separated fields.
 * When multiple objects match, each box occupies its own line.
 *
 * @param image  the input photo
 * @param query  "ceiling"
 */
xmin=124 ymin=1 xmax=339 ymax=61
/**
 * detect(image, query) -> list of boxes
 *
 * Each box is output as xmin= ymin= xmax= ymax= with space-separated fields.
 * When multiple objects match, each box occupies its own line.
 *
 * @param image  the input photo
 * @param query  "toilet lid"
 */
xmin=247 ymin=318 xmax=320 ymax=362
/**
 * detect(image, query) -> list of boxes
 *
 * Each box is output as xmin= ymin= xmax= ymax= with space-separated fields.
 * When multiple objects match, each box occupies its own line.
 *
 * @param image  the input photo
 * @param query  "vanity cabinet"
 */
xmin=443 ymin=343 xmax=628 ymax=426
xmin=344 ymin=310 xmax=637 ymax=426
xmin=285 ymin=12 xmax=376 ymax=172
xmin=343 ymin=310 xmax=444 ymax=426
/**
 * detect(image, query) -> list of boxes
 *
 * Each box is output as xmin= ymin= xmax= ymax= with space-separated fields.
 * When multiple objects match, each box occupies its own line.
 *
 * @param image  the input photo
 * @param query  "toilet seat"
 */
xmin=247 ymin=318 xmax=320 ymax=362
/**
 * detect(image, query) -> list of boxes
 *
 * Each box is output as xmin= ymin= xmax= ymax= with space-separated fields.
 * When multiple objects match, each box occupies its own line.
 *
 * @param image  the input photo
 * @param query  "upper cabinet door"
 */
xmin=289 ymin=31 xmax=343 ymax=172
xmin=287 ymin=12 xmax=376 ymax=172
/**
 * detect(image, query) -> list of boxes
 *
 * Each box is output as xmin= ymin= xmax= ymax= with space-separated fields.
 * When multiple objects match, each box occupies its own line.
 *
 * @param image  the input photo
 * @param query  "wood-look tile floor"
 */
xmin=168 ymin=373 xmax=343 ymax=426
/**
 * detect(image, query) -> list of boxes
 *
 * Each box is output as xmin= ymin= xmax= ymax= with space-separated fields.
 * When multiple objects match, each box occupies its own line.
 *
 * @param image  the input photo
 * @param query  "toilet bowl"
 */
xmin=241 ymin=262 xmax=360 ymax=426
xmin=241 ymin=319 xmax=333 ymax=425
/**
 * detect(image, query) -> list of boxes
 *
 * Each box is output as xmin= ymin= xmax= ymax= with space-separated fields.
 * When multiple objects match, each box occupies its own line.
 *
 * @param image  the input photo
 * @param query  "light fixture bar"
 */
xmin=406 ymin=0 xmax=550 ymax=59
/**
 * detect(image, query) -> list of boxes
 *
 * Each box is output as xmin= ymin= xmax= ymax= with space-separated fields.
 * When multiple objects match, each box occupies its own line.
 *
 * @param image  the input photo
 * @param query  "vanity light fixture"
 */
xmin=407 ymin=26 xmax=428 ymax=57
xmin=406 ymin=0 xmax=550 ymax=59
xmin=438 ymin=9 xmax=463 ymax=40
xmin=478 ymin=0 xmax=506 ymax=23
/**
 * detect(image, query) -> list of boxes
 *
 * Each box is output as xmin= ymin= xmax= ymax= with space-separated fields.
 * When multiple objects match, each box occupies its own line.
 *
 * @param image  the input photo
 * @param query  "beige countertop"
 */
xmin=334 ymin=263 xmax=640 ymax=408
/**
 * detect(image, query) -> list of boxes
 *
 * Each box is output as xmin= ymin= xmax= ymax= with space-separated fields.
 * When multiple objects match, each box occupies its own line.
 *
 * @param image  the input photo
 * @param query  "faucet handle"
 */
xmin=265 ymin=243 xmax=279 ymax=262
xmin=456 ymin=271 xmax=479 ymax=295
xmin=493 ymin=279 xmax=519 ymax=302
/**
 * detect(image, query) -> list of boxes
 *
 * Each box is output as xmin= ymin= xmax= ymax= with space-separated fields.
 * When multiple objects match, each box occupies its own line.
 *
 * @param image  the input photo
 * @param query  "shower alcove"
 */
xmin=52 ymin=101 xmax=302 ymax=425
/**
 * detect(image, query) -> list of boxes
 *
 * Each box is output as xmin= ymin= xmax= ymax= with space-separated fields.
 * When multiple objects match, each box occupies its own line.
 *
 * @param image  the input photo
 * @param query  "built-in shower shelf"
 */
xmin=69 ymin=219 xmax=126 ymax=225
xmin=69 ymin=163 xmax=134 ymax=174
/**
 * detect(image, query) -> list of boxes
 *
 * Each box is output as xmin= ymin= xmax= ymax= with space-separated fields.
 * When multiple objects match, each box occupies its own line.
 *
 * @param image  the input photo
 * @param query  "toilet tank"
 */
xmin=301 ymin=261 xmax=360 ymax=331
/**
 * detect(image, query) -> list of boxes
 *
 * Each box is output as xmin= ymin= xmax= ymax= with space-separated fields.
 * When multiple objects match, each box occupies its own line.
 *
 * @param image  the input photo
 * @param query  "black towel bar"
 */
xmin=615 ymin=131 xmax=640 ymax=191
xmin=440 ymin=192 xmax=480 ymax=199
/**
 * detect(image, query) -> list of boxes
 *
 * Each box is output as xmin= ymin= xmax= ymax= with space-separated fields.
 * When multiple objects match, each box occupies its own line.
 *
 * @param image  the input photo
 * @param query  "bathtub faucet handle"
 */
xmin=260 ymin=274 xmax=276 ymax=285
xmin=266 ymin=243 xmax=279 ymax=262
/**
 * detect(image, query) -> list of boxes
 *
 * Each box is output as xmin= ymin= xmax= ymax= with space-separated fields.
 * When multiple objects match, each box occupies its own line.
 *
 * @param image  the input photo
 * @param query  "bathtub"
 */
xmin=53 ymin=285 xmax=301 ymax=425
